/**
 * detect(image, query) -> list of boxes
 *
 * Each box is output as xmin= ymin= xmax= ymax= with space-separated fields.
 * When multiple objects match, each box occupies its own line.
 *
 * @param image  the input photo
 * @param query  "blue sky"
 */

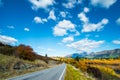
xmin=0 ymin=0 xmax=120 ymax=56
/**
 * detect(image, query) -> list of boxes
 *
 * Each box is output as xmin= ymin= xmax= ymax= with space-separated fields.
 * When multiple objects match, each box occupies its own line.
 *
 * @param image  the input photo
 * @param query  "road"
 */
xmin=9 ymin=63 xmax=66 ymax=80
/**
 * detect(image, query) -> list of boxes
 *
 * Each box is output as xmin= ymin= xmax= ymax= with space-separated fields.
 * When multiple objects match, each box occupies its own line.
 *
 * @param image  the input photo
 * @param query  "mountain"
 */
xmin=66 ymin=52 xmax=88 ymax=58
xmin=93 ymin=49 xmax=120 ymax=58
xmin=66 ymin=49 xmax=120 ymax=59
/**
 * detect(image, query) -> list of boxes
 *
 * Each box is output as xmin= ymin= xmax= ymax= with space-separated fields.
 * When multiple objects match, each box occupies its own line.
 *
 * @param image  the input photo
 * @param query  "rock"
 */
xmin=0 ymin=65 xmax=6 ymax=72
xmin=13 ymin=61 xmax=26 ymax=70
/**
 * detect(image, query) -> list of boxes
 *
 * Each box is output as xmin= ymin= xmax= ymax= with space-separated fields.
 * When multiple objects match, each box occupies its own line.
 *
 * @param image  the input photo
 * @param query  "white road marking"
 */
xmin=59 ymin=64 xmax=66 ymax=80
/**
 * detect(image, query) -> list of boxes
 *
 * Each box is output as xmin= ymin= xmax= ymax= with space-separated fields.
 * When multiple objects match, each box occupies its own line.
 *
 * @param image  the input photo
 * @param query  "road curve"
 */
xmin=9 ymin=63 xmax=66 ymax=80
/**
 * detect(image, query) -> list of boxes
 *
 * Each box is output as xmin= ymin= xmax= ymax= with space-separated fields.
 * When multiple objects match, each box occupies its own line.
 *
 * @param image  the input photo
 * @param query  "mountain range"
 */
xmin=66 ymin=52 xmax=88 ymax=58
xmin=66 ymin=49 xmax=120 ymax=59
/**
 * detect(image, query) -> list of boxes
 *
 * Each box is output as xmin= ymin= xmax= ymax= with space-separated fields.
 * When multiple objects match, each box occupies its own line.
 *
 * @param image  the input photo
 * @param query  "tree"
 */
xmin=44 ymin=54 xmax=48 ymax=63
xmin=75 ymin=56 xmax=79 ymax=61
xmin=0 ymin=42 xmax=16 ymax=56
xmin=45 ymin=54 xmax=48 ymax=57
xmin=16 ymin=44 xmax=36 ymax=61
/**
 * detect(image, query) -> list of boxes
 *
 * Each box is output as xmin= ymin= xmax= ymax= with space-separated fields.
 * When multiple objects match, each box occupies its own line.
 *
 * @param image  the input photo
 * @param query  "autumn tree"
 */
xmin=16 ymin=44 xmax=36 ymax=61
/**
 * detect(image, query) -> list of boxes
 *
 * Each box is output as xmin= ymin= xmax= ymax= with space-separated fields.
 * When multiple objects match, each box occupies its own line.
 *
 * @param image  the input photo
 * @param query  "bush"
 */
xmin=87 ymin=66 xmax=102 ymax=79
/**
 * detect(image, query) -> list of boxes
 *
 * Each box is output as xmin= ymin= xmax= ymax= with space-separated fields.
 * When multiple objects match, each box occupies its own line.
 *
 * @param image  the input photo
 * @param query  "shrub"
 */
xmin=87 ymin=66 xmax=102 ymax=79
xmin=16 ymin=44 xmax=36 ymax=61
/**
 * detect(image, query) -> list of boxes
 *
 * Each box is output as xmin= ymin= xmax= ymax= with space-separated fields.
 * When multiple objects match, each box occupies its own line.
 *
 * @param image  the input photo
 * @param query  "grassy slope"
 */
xmin=92 ymin=65 xmax=120 ymax=80
xmin=65 ymin=64 xmax=94 ymax=80
xmin=0 ymin=54 xmax=48 ymax=80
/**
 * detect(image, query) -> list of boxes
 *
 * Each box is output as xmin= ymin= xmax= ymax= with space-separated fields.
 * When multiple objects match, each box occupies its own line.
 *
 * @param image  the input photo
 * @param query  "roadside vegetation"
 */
xmin=57 ymin=57 xmax=120 ymax=80
xmin=65 ymin=64 xmax=94 ymax=80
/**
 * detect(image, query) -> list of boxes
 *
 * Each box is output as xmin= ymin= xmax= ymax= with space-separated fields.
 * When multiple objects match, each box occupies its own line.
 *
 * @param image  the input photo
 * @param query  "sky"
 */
xmin=0 ymin=0 xmax=120 ymax=56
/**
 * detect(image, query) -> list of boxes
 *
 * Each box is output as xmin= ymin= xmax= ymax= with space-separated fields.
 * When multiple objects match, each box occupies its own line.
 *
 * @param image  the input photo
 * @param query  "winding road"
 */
xmin=9 ymin=63 xmax=66 ymax=80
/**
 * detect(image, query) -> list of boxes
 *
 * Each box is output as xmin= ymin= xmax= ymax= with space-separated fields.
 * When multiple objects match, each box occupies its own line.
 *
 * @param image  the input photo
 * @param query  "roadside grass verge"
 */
xmin=65 ymin=64 xmax=94 ymax=80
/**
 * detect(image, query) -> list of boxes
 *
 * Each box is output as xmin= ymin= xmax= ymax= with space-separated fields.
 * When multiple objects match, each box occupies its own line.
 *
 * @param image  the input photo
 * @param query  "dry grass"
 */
xmin=60 ymin=58 xmax=120 ymax=80
xmin=90 ymin=65 xmax=120 ymax=80
xmin=84 ymin=59 xmax=120 ymax=65
xmin=0 ymin=54 xmax=48 ymax=80
xmin=65 ymin=64 xmax=94 ymax=80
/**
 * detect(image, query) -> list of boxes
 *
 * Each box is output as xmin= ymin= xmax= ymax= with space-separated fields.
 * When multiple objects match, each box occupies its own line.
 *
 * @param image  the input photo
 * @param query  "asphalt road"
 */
xmin=9 ymin=63 xmax=66 ymax=80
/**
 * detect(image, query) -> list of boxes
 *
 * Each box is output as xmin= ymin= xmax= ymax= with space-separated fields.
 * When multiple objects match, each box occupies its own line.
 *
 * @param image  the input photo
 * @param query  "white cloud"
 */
xmin=34 ymin=16 xmax=47 ymax=23
xmin=82 ymin=18 xmax=109 ymax=32
xmin=53 ymin=27 xmax=67 ymax=36
xmin=81 ymin=18 xmax=109 ymax=32
xmin=78 ymin=12 xmax=89 ymax=23
xmin=34 ymin=16 xmax=42 ymax=23
xmin=78 ymin=8 xmax=109 ymax=33
xmin=116 ymin=18 xmax=120 ymax=25
xmin=0 ymin=35 xmax=18 ymax=44
xmin=78 ymin=0 xmax=82 ymax=4
xmin=48 ymin=10 xmax=56 ymax=20
xmin=101 ymin=18 xmax=109 ymax=24
xmin=42 ymin=18 xmax=47 ymax=22
xmin=66 ymin=38 xmax=104 ymax=52
xmin=113 ymin=40 xmax=120 ymax=44
xmin=62 ymin=0 xmax=76 ymax=9
xmin=62 ymin=36 xmax=74 ymax=43
xmin=60 ymin=11 xmax=72 ymax=19
xmin=62 ymin=0 xmax=82 ymax=9
xmin=74 ymin=31 xmax=80 ymax=36
xmin=78 ymin=7 xmax=90 ymax=23
xmin=29 ymin=0 xmax=55 ymax=10
xmin=69 ymin=29 xmax=80 ymax=36
xmin=53 ymin=19 xmax=77 ymax=36
xmin=60 ymin=11 xmax=66 ymax=18
xmin=7 ymin=26 xmax=15 ymax=29
xmin=24 ymin=28 xmax=30 ymax=31
xmin=91 ymin=0 xmax=117 ymax=9
xmin=84 ymin=7 xmax=90 ymax=13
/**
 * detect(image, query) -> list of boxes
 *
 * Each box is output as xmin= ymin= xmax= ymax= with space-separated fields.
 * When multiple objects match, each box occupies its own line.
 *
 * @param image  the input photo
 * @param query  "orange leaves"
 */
xmin=16 ymin=44 xmax=36 ymax=61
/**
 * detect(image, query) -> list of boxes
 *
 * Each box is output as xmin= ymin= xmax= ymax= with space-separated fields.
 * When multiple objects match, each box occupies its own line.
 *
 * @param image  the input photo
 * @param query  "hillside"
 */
xmin=0 ymin=42 xmax=60 ymax=79
xmin=0 ymin=42 xmax=54 ymax=62
xmin=93 ymin=49 xmax=120 ymax=58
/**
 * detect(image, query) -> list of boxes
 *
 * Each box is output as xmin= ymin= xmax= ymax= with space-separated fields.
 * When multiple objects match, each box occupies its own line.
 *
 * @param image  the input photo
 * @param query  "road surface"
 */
xmin=9 ymin=63 xmax=66 ymax=80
